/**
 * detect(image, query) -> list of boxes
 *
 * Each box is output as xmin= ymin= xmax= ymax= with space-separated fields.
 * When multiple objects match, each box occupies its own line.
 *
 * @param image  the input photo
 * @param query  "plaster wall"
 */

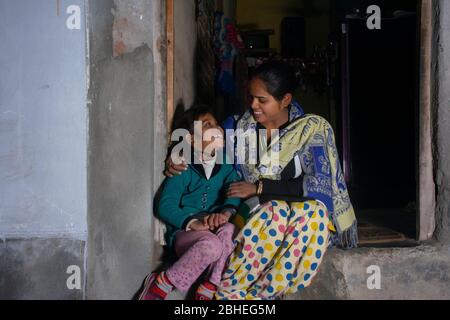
xmin=0 ymin=0 xmax=88 ymax=299
xmin=86 ymin=0 xmax=166 ymax=300
xmin=434 ymin=0 xmax=450 ymax=245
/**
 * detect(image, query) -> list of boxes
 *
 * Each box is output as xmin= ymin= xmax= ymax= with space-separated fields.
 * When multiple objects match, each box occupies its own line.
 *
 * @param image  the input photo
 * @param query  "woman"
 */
xmin=165 ymin=61 xmax=358 ymax=300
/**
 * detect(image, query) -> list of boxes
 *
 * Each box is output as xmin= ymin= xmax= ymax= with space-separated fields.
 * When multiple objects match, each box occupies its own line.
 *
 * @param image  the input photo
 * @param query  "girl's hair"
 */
xmin=171 ymin=104 xmax=216 ymax=134
xmin=250 ymin=60 xmax=298 ymax=101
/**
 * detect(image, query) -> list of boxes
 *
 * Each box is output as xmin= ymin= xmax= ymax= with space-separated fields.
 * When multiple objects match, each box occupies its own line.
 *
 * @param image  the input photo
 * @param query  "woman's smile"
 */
xmin=253 ymin=110 xmax=264 ymax=118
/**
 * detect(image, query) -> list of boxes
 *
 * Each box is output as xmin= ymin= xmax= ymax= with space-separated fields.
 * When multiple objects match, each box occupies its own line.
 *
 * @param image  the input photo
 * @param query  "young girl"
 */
xmin=139 ymin=105 xmax=241 ymax=300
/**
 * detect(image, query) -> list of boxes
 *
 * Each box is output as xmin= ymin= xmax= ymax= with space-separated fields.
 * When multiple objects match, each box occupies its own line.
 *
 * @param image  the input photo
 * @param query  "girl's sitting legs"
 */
xmin=142 ymin=223 xmax=236 ymax=300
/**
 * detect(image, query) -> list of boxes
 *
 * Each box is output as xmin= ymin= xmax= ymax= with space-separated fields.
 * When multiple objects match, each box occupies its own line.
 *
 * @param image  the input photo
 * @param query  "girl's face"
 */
xmin=194 ymin=113 xmax=224 ymax=155
xmin=249 ymin=78 xmax=291 ymax=128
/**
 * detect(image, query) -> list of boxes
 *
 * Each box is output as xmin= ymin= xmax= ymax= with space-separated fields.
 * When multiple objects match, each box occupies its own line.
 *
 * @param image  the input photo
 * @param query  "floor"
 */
xmin=356 ymin=208 xmax=418 ymax=247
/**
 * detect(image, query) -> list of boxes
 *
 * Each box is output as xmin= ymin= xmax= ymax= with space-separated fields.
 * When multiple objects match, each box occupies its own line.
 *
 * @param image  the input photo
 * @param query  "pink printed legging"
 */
xmin=165 ymin=223 xmax=236 ymax=292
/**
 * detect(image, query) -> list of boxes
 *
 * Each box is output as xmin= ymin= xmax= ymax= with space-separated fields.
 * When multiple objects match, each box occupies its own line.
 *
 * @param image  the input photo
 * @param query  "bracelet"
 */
xmin=256 ymin=180 xmax=264 ymax=195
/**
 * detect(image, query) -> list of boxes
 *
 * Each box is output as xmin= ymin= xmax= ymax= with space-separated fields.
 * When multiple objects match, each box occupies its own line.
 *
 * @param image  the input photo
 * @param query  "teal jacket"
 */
xmin=158 ymin=162 xmax=242 ymax=248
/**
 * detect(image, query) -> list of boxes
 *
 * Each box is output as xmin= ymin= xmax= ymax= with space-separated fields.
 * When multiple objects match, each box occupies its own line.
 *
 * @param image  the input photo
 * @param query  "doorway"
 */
xmin=169 ymin=0 xmax=434 ymax=246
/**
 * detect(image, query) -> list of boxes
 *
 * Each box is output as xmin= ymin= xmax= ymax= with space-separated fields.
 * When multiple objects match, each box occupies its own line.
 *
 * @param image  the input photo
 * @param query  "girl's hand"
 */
xmin=204 ymin=212 xmax=231 ymax=230
xmin=189 ymin=220 xmax=210 ymax=231
xmin=227 ymin=182 xmax=257 ymax=199
xmin=164 ymin=156 xmax=188 ymax=177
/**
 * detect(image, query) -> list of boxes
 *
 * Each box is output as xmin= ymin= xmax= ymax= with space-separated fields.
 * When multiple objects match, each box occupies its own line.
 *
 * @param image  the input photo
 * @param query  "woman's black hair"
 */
xmin=171 ymin=104 xmax=216 ymax=134
xmin=250 ymin=60 xmax=298 ymax=101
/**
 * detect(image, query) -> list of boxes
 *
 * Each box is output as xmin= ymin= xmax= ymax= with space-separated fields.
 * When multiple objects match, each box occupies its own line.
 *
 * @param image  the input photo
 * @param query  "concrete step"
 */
xmin=286 ymin=245 xmax=450 ymax=300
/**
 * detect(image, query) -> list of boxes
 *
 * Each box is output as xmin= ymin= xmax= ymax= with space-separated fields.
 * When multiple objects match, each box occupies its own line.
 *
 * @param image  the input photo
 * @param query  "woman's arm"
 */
xmin=258 ymin=152 xmax=305 ymax=200
xmin=258 ymin=176 xmax=309 ymax=203
xmin=227 ymin=181 xmax=257 ymax=199
xmin=164 ymin=154 xmax=188 ymax=177
xmin=260 ymin=176 xmax=304 ymax=197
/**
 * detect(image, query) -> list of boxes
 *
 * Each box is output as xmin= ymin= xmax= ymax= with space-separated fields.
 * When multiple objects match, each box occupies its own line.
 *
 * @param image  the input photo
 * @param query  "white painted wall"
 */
xmin=0 ymin=0 xmax=87 ymax=238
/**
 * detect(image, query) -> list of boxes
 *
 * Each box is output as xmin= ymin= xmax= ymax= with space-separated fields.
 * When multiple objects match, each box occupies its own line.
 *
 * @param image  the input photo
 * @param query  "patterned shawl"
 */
xmin=234 ymin=102 xmax=358 ymax=249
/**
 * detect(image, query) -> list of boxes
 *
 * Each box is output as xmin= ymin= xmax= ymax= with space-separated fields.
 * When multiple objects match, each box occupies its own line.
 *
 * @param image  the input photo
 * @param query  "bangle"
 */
xmin=256 ymin=180 xmax=264 ymax=195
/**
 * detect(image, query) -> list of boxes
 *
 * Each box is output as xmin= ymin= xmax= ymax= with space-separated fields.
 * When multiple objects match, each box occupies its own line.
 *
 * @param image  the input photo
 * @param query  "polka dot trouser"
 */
xmin=216 ymin=200 xmax=331 ymax=300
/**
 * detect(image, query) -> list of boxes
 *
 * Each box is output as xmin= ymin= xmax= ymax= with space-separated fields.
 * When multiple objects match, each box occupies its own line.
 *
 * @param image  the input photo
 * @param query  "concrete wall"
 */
xmin=289 ymin=245 xmax=450 ymax=300
xmin=434 ymin=0 xmax=450 ymax=245
xmin=0 ymin=0 xmax=180 ymax=300
xmin=86 ymin=0 xmax=167 ymax=300
xmin=0 ymin=0 xmax=87 ymax=299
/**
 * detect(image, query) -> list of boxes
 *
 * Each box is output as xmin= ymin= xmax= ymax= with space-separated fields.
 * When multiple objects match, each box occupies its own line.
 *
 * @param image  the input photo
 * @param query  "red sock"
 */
xmin=149 ymin=272 xmax=174 ymax=300
xmin=195 ymin=281 xmax=217 ymax=300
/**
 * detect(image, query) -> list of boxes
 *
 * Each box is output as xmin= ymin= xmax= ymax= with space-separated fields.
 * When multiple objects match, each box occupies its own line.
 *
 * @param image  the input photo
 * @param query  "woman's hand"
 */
xmin=227 ymin=182 xmax=257 ymax=199
xmin=164 ymin=156 xmax=188 ymax=177
xmin=203 ymin=212 xmax=232 ymax=230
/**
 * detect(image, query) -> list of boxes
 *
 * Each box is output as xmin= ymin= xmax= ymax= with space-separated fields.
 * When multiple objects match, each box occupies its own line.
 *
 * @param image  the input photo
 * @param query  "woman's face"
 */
xmin=249 ymin=78 xmax=290 ymax=127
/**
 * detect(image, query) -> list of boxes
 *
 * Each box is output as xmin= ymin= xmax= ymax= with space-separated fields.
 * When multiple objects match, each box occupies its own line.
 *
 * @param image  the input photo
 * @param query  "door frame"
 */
xmin=417 ymin=0 xmax=435 ymax=241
